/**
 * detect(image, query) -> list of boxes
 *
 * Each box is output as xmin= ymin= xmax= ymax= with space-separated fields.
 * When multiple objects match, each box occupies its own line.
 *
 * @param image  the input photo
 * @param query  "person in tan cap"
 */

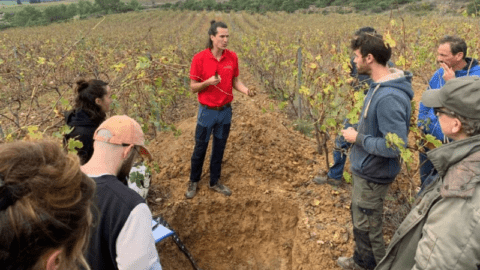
xmin=81 ymin=115 xmax=161 ymax=270
xmin=376 ymin=76 xmax=480 ymax=270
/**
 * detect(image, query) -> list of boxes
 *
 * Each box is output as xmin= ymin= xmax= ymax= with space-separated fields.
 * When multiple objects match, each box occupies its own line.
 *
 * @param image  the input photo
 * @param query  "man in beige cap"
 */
xmin=81 ymin=115 xmax=162 ymax=270
xmin=376 ymin=76 xmax=480 ymax=270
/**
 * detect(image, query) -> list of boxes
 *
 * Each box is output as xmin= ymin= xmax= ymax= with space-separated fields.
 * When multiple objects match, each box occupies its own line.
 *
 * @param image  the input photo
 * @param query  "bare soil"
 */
xmin=146 ymin=70 xmax=427 ymax=270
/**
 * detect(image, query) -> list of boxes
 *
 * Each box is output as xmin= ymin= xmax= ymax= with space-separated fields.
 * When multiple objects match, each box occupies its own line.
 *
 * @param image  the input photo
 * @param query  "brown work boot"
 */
xmin=185 ymin=181 xmax=198 ymax=199
xmin=337 ymin=257 xmax=366 ymax=270
xmin=313 ymin=175 xmax=341 ymax=187
xmin=209 ymin=182 xmax=232 ymax=196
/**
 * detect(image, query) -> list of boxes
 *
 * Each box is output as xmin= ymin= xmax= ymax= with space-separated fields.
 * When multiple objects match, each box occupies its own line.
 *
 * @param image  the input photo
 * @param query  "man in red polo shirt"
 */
xmin=185 ymin=20 xmax=253 ymax=199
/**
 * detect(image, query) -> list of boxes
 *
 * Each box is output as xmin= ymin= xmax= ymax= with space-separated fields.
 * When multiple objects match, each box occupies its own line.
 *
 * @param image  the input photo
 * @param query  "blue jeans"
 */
xmin=328 ymin=121 xmax=353 ymax=180
xmin=190 ymin=105 xmax=232 ymax=186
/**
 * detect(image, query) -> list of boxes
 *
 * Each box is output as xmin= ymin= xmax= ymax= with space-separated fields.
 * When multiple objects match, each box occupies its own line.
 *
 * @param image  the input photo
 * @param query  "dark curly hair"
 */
xmin=351 ymin=32 xmax=391 ymax=66
xmin=74 ymin=79 xmax=109 ymax=124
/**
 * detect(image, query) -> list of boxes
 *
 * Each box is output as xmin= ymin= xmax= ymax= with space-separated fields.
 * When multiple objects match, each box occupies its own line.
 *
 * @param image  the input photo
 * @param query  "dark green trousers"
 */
xmin=351 ymin=173 xmax=390 ymax=270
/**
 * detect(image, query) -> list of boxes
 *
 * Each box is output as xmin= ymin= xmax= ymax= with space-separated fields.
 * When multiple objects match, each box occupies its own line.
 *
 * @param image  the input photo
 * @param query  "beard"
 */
xmin=356 ymin=63 xmax=371 ymax=76
xmin=117 ymin=150 xmax=136 ymax=185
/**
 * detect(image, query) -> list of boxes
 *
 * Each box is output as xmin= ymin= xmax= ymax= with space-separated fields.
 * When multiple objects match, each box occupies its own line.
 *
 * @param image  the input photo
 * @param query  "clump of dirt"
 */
xmin=146 ymin=71 xmax=424 ymax=270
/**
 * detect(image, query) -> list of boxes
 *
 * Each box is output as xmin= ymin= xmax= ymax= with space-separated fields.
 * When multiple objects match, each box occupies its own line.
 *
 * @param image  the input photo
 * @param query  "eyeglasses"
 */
xmin=434 ymin=108 xmax=455 ymax=117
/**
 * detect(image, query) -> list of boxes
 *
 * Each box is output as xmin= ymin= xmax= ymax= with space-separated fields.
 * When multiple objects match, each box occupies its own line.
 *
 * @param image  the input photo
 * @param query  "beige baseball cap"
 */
xmin=93 ymin=115 xmax=152 ymax=161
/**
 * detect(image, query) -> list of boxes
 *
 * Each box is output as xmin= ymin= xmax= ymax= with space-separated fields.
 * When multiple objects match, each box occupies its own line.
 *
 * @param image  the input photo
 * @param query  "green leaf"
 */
xmin=326 ymin=118 xmax=337 ymax=128
xmin=67 ymin=138 xmax=83 ymax=154
xmin=343 ymin=171 xmax=352 ymax=183
xmin=424 ymin=134 xmax=443 ymax=148
xmin=129 ymin=171 xmax=145 ymax=188
xmin=60 ymin=97 xmax=69 ymax=107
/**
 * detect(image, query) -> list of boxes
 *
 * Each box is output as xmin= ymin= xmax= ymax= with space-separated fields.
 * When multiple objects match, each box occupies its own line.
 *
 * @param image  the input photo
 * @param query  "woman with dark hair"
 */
xmin=0 ymin=140 xmax=96 ymax=270
xmin=64 ymin=79 xmax=112 ymax=164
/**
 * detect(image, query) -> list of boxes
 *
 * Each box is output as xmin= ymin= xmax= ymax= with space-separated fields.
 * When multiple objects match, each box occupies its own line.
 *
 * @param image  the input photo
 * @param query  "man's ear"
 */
xmin=95 ymin=97 xmax=102 ymax=106
xmin=452 ymin=118 xmax=463 ymax=134
xmin=365 ymin=53 xmax=374 ymax=64
xmin=455 ymin=52 xmax=464 ymax=62
xmin=122 ymin=145 xmax=134 ymax=159
xmin=45 ymin=249 xmax=62 ymax=270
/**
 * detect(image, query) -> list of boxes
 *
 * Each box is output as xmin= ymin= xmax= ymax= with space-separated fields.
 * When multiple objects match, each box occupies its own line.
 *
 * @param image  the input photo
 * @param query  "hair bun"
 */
xmin=210 ymin=20 xmax=216 ymax=25
xmin=75 ymin=79 xmax=89 ymax=93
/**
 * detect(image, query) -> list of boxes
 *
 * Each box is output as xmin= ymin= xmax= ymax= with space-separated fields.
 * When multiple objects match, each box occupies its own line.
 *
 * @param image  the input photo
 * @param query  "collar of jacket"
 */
xmin=428 ymin=134 xmax=480 ymax=176
xmin=428 ymin=134 xmax=480 ymax=197
xmin=462 ymin=57 xmax=479 ymax=71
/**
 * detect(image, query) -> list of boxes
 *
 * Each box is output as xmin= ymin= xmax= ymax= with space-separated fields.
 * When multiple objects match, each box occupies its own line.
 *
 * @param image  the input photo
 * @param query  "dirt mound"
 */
xmin=146 ymin=70 xmax=423 ymax=269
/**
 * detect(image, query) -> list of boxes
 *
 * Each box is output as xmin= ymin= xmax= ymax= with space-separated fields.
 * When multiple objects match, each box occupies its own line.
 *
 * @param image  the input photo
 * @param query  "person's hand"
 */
xmin=342 ymin=127 xmax=358 ymax=143
xmin=440 ymin=62 xmax=455 ymax=81
xmin=205 ymin=75 xmax=221 ymax=86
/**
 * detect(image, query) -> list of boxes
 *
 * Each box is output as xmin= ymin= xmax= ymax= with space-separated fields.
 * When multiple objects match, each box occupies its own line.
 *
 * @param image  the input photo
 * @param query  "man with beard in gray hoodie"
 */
xmin=337 ymin=32 xmax=414 ymax=270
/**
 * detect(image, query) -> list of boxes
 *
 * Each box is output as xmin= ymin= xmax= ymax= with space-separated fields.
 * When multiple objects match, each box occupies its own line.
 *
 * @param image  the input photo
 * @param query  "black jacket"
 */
xmin=64 ymin=109 xmax=101 ymax=164
xmin=87 ymin=175 xmax=145 ymax=270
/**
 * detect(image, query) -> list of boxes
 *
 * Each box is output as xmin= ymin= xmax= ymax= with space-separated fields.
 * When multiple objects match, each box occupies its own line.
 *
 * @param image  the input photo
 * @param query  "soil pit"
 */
xmin=158 ymin=197 xmax=300 ymax=270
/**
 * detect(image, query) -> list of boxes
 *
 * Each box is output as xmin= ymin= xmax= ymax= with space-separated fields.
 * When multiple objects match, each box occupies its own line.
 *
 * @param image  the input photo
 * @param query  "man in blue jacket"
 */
xmin=418 ymin=35 xmax=480 ymax=186
xmin=337 ymin=33 xmax=414 ymax=270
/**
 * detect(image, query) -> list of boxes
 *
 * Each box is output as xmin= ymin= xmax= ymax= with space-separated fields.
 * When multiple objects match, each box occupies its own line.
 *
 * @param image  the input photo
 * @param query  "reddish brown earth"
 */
xmin=146 ymin=70 xmax=426 ymax=270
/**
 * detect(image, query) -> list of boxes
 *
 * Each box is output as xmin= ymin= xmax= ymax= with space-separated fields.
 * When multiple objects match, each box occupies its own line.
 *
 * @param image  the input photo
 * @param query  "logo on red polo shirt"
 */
xmin=224 ymin=65 xmax=232 ymax=69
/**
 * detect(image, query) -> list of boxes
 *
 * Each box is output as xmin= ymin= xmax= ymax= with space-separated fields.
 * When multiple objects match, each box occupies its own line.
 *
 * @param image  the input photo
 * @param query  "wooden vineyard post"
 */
xmin=297 ymin=47 xmax=302 ymax=119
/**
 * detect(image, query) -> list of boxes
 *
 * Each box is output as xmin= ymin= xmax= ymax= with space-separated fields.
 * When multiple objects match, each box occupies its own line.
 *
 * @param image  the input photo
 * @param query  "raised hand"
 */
xmin=440 ymin=62 xmax=455 ymax=81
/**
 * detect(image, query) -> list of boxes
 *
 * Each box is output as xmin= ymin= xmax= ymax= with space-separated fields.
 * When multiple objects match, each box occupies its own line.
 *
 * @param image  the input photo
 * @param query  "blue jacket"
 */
xmin=350 ymin=69 xmax=414 ymax=184
xmin=418 ymin=58 xmax=480 ymax=141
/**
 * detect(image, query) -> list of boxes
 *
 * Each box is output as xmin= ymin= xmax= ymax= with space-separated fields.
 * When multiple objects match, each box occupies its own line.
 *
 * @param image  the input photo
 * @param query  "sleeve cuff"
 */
xmin=356 ymin=133 xmax=365 ymax=146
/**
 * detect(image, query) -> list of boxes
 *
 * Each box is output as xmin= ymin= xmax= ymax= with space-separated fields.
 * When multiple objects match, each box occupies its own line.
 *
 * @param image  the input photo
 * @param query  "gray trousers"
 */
xmin=351 ymin=173 xmax=390 ymax=270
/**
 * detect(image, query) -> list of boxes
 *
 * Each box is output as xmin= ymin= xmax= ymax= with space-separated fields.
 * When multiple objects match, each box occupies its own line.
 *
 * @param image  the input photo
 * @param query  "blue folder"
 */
xmin=151 ymin=219 xmax=174 ymax=243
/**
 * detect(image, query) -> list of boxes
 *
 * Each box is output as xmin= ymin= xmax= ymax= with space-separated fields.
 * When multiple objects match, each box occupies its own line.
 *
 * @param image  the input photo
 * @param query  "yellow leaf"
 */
xmin=37 ymin=57 xmax=46 ymax=65
xmin=384 ymin=32 xmax=396 ymax=48
xmin=309 ymin=63 xmax=318 ymax=69
xmin=299 ymin=86 xmax=310 ymax=95
xmin=313 ymin=200 xmax=320 ymax=206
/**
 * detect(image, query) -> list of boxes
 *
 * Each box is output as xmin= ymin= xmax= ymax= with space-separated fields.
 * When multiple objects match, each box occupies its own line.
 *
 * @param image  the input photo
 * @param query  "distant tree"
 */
xmin=77 ymin=0 xmax=94 ymax=15
xmin=13 ymin=6 xmax=42 ymax=26
xmin=17 ymin=0 xmax=22 ymax=5
xmin=95 ymin=0 xmax=122 ymax=11
xmin=201 ymin=0 xmax=216 ymax=10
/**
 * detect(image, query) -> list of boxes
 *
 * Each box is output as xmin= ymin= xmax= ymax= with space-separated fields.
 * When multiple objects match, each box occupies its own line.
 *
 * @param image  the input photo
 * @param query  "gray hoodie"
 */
xmin=349 ymin=68 xmax=414 ymax=184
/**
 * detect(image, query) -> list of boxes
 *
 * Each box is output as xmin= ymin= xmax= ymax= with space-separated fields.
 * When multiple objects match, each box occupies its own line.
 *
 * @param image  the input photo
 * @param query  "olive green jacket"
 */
xmin=376 ymin=134 xmax=480 ymax=270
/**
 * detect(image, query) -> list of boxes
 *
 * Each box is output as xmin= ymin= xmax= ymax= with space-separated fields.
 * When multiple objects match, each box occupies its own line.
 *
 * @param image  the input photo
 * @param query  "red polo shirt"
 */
xmin=190 ymin=48 xmax=239 ymax=107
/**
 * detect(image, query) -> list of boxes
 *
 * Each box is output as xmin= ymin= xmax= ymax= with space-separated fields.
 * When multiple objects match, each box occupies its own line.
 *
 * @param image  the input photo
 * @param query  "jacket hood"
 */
xmin=361 ymin=69 xmax=414 ymax=120
xmin=65 ymin=109 xmax=99 ymax=127
xmin=371 ymin=68 xmax=414 ymax=100
xmin=463 ymin=57 xmax=479 ymax=73
xmin=428 ymin=134 xmax=480 ymax=177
